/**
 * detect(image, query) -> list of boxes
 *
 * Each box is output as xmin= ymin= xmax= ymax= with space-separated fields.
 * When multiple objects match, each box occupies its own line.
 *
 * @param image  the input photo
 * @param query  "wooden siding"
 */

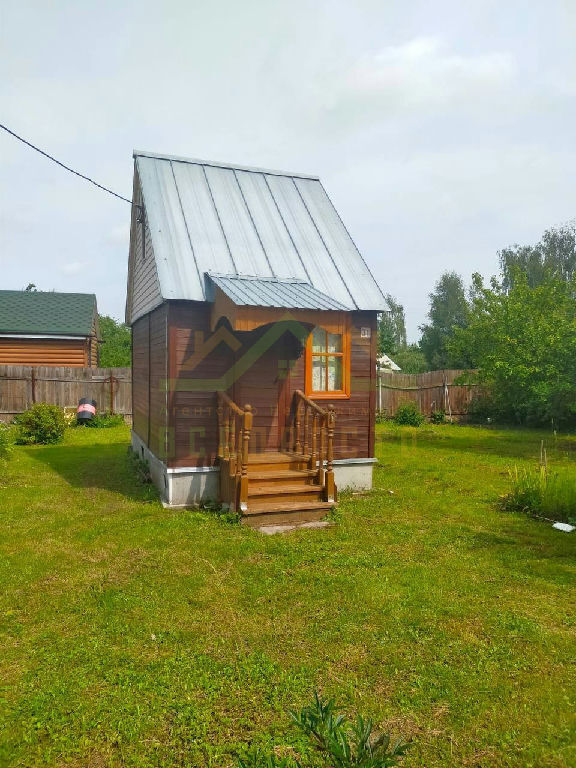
xmin=0 ymin=365 xmax=131 ymax=420
xmin=127 ymin=174 xmax=162 ymax=324
xmin=168 ymin=302 xmax=234 ymax=468
xmin=0 ymin=337 xmax=89 ymax=367
xmin=287 ymin=312 xmax=377 ymax=460
xmin=162 ymin=303 xmax=378 ymax=467
xmin=132 ymin=315 xmax=150 ymax=442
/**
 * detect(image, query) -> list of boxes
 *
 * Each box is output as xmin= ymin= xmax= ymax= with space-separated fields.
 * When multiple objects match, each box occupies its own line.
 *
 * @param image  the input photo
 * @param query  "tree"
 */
xmin=24 ymin=283 xmax=37 ymax=292
xmin=419 ymin=271 xmax=470 ymax=369
xmin=378 ymin=294 xmax=407 ymax=356
xmin=391 ymin=344 xmax=428 ymax=374
xmin=499 ymin=220 xmax=576 ymax=291
xmin=448 ymin=272 xmax=576 ymax=427
xmin=98 ymin=315 xmax=131 ymax=367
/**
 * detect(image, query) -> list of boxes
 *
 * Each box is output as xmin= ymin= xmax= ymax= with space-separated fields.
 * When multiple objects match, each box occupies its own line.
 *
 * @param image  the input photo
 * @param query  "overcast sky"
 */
xmin=1 ymin=0 xmax=575 ymax=339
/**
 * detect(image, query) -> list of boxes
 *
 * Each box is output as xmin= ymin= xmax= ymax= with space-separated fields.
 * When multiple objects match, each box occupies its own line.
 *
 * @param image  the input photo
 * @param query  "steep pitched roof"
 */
xmin=131 ymin=150 xmax=386 ymax=316
xmin=0 ymin=290 xmax=98 ymax=336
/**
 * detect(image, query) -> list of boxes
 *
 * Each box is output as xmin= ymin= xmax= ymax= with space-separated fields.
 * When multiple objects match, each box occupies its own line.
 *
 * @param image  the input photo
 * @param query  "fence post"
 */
xmin=31 ymin=367 xmax=36 ymax=405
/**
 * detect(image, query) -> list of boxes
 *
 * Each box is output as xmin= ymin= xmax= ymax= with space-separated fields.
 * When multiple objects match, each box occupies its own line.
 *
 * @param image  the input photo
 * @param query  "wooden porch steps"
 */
xmin=242 ymin=451 xmax=335 ymax=527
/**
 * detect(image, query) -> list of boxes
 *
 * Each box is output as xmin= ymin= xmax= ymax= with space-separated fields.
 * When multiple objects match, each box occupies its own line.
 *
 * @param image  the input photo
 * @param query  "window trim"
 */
xmin=304 ymin=319 xmax=351 ymax=399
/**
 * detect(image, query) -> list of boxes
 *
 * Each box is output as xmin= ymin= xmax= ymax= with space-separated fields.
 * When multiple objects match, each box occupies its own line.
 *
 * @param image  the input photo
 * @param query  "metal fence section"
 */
xmin=377 ymin=369 xmax=478 ymax=419
xmin=0 ymin=366 xmax=132 ymax=421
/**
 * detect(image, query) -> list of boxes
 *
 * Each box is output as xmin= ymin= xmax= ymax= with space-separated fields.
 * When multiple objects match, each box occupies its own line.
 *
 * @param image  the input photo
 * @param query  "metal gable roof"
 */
xmin=0 ymin=290 xmax=97 ymax=336
xmin=134 ymin=151 xmax=386 ymax=312
xmin=207 ymin=274 xmax=349 ymax=311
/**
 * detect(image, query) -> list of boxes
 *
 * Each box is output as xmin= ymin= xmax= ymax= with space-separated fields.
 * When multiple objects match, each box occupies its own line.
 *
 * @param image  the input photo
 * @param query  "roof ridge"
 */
xmin=134 ymin=150 xmax=320 ymax=181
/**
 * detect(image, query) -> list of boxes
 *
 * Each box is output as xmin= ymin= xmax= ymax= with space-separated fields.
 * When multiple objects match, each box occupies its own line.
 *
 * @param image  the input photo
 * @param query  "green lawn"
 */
xmin=1 ymin=423 xmax=575 ymax=768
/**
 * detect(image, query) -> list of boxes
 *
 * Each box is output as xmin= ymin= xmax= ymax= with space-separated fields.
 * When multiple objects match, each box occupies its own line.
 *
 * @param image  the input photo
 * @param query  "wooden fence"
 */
xmin=377 ymin=369 xmax=478 ymax=418
xmin=0 ymin=366 xmax=132 ymax=421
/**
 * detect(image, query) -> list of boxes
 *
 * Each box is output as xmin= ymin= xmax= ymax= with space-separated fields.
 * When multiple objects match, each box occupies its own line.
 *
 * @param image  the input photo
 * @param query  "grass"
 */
xmin=0 ymin=422 xmax=575 ymax=767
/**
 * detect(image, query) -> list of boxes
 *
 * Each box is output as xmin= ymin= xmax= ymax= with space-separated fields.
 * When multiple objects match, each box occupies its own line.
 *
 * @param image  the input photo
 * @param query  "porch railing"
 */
xmin=217 ymin=392 xmax=253 ymax=513
xmin=290 ymin=390 xmax=336 ymax=503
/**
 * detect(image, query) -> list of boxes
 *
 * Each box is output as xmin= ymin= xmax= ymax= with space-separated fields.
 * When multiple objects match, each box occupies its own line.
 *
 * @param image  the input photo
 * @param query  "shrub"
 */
xmin=0 ymin=422 xmax=14 ymax=460
xmin=14 ymin=403 xmax=66 ymax=445
xmin=430 ymin=409 xmax=446 ymax=424
xmin=501 ymin=464 xmax=576 ymax=525
xmin=393 ymin=402 xmax=425 ymax=427
xmin=83 ymin=411 xmax=125 ymax=428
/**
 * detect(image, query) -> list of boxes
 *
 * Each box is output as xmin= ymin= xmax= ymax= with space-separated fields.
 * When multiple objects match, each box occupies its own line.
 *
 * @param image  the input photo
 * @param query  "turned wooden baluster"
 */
xmin=325 ymin=405 xmax=336 ymax=502
xmin=310 ymin=413 xmax=318 ymax=470
xmin=294 ymin=400 xmax=302 ymax=453
xmin=238 ymin=405 xmax=253 ymax=512
xmin=223 ymin=405 xmax=230 ymax=458
xmin=303 ymin=404 xmax=310 ymax=457
xmin=217 ymin=397 xmax=223 ymax=457
xmin=317 ymin=414 xmax=326 ymax=485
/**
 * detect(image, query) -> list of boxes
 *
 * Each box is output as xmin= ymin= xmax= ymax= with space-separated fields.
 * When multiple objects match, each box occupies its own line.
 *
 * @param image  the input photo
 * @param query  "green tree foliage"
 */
xmin=390 ymin=344 xmax=428 ymax=374
xmin=499 ymin=220 xmax=576 ymax=291
xmin=98 ymin=315 xmax=131 ymax=367
xmin=449 ymin=272 xmax=576 ymax=427
xmin=419 ymin=272 xmax=470 ymax=369
xmin=378 ymin=295 xmax=407 ymax=356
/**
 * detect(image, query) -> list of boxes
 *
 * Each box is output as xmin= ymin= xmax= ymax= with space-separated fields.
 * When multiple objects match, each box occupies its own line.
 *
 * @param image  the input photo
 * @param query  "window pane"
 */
xmin=327 ymin=356 xmax=343 ymax=391
xmin=312 ymin=326 xmax=326 ymax=353
xmin=312 ymin=355 xmax=326 ymax=390
xmin=327 ymin=332 xmax=342 ymax=353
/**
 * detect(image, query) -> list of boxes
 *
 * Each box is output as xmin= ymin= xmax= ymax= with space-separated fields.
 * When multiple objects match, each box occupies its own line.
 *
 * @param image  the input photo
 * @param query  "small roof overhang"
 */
xmin=207 ymin=274 xmax=350 ymax=333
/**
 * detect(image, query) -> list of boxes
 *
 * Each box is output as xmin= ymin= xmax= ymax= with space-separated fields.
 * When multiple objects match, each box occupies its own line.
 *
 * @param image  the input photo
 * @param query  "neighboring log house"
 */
xmin=0 ymin=290 xmax=100 ymax=367
xmin=126 ymin=150 xmax=386 ymax=525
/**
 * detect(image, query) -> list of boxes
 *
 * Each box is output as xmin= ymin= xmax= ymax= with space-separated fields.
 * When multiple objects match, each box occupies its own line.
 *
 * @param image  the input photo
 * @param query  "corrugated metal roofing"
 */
xmin=134 ymin=151 xmax=386 ymax=312
xmin=0 ymin=290 xmax=97 ymax=336
xmin=207 ymin=274 xmax=349 ymax=311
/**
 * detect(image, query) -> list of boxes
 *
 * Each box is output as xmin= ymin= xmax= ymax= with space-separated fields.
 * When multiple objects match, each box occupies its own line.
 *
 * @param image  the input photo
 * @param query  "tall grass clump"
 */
xmin=393 ymin=402 xmax=425 ymax=427
xmin=0 ymin=421 xmax=14 ymax=460
xmin=501 ymin=456 xmax=576 ymax=525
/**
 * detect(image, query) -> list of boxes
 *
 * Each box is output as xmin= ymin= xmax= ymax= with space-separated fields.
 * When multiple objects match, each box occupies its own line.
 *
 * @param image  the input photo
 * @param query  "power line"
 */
xmin=0 ymin=122 xmax=133 ymax=206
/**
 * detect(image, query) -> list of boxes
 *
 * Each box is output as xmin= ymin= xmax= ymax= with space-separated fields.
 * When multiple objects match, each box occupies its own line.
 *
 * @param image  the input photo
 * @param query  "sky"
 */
xmin=1 ymin=0 xmax=575 ymax=340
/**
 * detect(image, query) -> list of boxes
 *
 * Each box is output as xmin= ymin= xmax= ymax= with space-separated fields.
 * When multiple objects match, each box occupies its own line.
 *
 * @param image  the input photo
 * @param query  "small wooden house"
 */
xmin=0 ymin=290 xmax=100 ymax=367
xmin=126 ymin=151 xmax=386 ymax=525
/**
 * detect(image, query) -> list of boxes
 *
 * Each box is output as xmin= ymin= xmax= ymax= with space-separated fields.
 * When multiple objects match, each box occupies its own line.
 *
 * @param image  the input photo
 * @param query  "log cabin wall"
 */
xmin=0 ymin=337 xmax=89 ymax=367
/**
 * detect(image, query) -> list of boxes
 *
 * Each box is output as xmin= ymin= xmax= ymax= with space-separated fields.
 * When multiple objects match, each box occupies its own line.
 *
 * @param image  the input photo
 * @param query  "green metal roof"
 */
xmin=0 ymin=290 xmax=97 ymax=336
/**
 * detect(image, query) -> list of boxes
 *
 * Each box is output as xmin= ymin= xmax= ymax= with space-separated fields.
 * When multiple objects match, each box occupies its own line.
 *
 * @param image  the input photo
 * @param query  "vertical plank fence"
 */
xmin=0 ymin=366 xmax=132 ymax=421
xmin=377 ymin=369 xmax=478 ymax=419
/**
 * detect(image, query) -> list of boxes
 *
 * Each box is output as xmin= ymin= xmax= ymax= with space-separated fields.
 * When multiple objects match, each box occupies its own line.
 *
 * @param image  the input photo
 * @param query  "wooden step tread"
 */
xmin=248 ymin=451 xmax=310 ymax=464
xmin=245 ymin=500 xmax=335 ymax=516
xmin=249 ymin=469 xmax=317 ymax=480
xmin=248 ymin=484 xmax=323 ymax=497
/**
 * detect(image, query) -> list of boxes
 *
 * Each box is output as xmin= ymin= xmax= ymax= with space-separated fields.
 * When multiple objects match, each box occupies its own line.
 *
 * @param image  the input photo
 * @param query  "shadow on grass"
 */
xmin=33 ymin=440 xmax=158 ymax=502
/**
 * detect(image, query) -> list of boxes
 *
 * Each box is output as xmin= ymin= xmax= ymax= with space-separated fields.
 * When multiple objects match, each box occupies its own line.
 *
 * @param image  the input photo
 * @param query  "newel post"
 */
xmin=239 ymin=404 xmax=253 ymax=512
xmin=325 ymin=405 xmax=336 ymax=502
xmin=294 ymin=400 xmax=302 ymax=453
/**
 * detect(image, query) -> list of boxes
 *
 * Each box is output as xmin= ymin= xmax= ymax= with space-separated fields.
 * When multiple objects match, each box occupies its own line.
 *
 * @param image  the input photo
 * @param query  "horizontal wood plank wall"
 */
xmin=132 ymin=316 xmax=150 ymax=442
xmin=148 ymin=305 xmax=168 ymax=459
xmin=289 ymin=311 xmax=377 ymax=460
xmin=168 ymin=302 xmax=234 ymax=468
xmin=129 ymin=175 xmax=162 ymax=322
xmin=377 ymin=369 xmax=477 ymax=417
xmin=0 ymin=365 xmax=131 ymax=420
xmin=0 ymin=338 xmax=88 ymax=366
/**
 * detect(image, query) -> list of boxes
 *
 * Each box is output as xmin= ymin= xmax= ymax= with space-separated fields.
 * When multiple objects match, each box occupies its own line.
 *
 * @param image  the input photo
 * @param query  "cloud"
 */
xmin=327 ymin=37 xmax=516 ymax=117
xmin=59 ymin=261 xmax=87 ymax=275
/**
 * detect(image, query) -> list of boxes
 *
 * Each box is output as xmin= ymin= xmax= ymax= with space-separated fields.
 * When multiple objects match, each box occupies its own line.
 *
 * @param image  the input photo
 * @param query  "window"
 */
xmin=305 ymin=323 xmax=350 ymax=398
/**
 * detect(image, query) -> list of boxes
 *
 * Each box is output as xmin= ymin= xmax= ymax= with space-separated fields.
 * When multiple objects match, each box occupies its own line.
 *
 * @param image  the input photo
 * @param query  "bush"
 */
xmin=14 ymin=403 xmax=67 ymax=445
xmin=83 ymin=411 xmax=125 ymax=428
xmin=393 ymin=402 xmax=425 ymax=427
xmin=501 ymin=464 xmax=576 ymax=525
xmin=430 ymin=409 xmax=446 ymax=424
xmin=0 ymin=422 xmax=14 ymax=460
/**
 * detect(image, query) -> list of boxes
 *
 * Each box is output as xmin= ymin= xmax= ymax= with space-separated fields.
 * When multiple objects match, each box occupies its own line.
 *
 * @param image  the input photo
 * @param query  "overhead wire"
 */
xmin=0 ymin=122 xmax=134 ymax=206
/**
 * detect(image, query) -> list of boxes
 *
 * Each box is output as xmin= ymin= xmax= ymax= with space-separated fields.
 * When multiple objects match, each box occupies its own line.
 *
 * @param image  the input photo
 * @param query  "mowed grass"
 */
xmin=0 ymin=423 xmax=575 ymax=768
